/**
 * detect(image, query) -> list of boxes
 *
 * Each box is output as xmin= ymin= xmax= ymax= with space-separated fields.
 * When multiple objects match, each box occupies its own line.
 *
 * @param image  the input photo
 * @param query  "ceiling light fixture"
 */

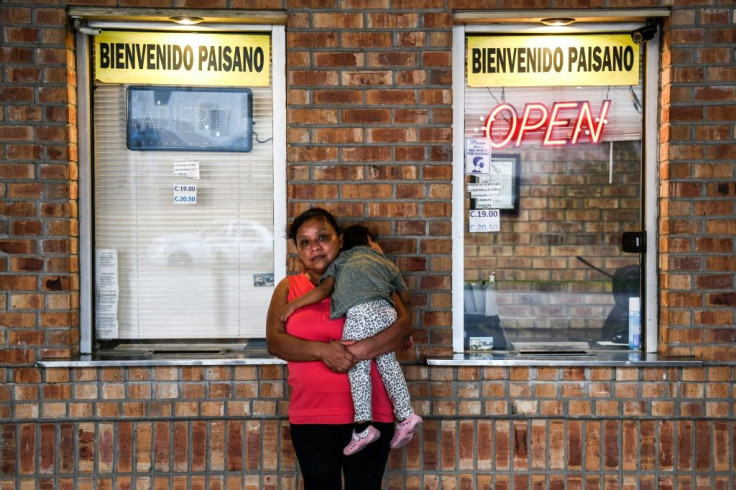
xmin=540 ymin=18 xmax=575 ymax=26
xmin=170 ymin=16 xmax=204 ymax=25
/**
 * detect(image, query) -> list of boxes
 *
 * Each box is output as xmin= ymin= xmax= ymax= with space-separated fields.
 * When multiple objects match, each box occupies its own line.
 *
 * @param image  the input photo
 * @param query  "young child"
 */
xmin=279 ymin=224 xmax=422 ymax=455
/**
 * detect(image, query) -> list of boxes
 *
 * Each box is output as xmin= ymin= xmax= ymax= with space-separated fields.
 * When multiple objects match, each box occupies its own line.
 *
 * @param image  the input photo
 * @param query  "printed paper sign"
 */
xmin=173 ymin=184 xmax=197 ymax=205
xmin=173 ymin=159 xmax=200 ymax=179
xmin=465 ymin=138 xmax=492 ymax=175
xmin=95 ymin=249 xmax=119 ymax=339
xmin=467 ymin=182 xmax=502 ymax=198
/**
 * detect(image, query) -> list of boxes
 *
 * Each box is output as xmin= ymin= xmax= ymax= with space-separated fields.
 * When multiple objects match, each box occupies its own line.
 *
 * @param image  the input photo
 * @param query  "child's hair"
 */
xmin=341 ymin=224 xmax=375 ymax=251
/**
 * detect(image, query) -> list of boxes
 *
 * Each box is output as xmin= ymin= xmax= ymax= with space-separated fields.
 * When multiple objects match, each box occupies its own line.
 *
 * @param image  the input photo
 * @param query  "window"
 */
xmin=452 ymin=16 xmax=660 ymax=354
xmin=75 ymin=15 xmax=286 ymax=352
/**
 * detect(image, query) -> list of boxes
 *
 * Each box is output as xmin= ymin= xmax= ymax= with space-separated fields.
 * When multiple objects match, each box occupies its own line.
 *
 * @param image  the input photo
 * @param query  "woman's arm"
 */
xmin=346 ymin=291 xmax=413 ymax=360
xmin=266 ymin=277 xmax=357 ymax=372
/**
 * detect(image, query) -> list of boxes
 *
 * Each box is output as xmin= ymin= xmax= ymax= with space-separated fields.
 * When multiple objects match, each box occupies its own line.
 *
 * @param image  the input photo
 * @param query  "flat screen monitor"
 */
xmin=127 ymin=86 xmax=253 ymax=152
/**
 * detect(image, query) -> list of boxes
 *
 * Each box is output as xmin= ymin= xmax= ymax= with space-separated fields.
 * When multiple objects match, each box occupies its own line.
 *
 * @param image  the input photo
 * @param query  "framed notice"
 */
xmin=126 ymin=86 xmax=253 ymax=152
xmin=468 ymin=154 xmax=520 ymax=214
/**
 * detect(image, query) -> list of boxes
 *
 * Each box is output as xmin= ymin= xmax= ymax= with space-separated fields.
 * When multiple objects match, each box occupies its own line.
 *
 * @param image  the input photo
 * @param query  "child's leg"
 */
xmin=342 ymin=305 xmax=386 ymax=456
xmin=347 ymin=358 xmax=373 ymax=423
xmin=343 ymin=307 xmax=376 ymax=424
xmin=374 ymin=351 xmax=414 ymax=421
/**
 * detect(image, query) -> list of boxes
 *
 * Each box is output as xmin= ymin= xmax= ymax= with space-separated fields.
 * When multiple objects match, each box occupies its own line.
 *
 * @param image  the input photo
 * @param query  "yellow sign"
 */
xmin=467 ymin=34 xmax=639 ymax=87
xmin=94 ymin=31 xmax=270 ymax=87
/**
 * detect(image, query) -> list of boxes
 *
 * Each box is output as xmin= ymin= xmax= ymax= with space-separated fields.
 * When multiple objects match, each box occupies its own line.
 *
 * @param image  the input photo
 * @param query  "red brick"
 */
xmin=313 ymin=89 xmax=363 ymax=105
xmin=98 ymin=423 xmax=114 ymax=473
xmin=289 ymin=108 xmax=337 ymax=124
xmin=341 ymin=109 xmax=391 ymax=124
xmin=0 ymin=312 xmax=36 ymax=327
xmin=512 ymin=421 xmax=528 ymax=470
xmin=77 ymin=423 xmax=94 ymax=473
xmin=341 ymin=32 xmax=392 ymax=49
xmin=0 ymin=164 xmax=35 ymax=178
xmin=603 ymin=420 xmax=619 ymax=469
xmin=368 ymin=127 xmax=417 ymax=143
xmin=312 ymin=12 xmax=363 ymax=29
xmin=172 ymin=421 xmax=188 ymax=472
xmin=227 ymin=421 xmax=243 ymax=471
xmin=289 ymin=70 xmax=338 ymax=87
xmin=366 ymin=89 xmax=416 ymax=105
xmin=210 ymin=421 xmax=225 ymax=471
xmin=677 ymin=420 xmax=693 ymax=470
xmin=366 ymin=12 xmax=418 ymax=29
xmin=11 ymin=220 xmax=42 ymax=236
xmin=368 ymin=51 xmax=418 ymax=67
xmin=0 ymin=240 xmax=34 ymax=254
xmin=191 ymin=421 xmax=207 ymax=471
xmin=697 ymin=47 xmax=731 ymax=64
xmin=154 ymin=422 xmax=171 ymax=472
xmin=312 ymin=128 xmax=362 ymax=144
xmin=342 ymin=146 xmax=392 ymax=162
xmin=397 ymin=70 xmax=428 ymax=85
xmin=287 ymin=32 xmax=338 ymax=49
xmin=1 ymin=425 xmax=17 ymax=475
xmin=2 ymin=201 xmax=36 ymax=217
xmin=530 ymin=420 xmax=546 ymax=470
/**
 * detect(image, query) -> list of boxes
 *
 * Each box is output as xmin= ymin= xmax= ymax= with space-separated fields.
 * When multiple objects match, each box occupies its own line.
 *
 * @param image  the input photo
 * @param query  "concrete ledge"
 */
xmin=427 ymin=352 xmax=703 ymax=367
xmin=36 ymin=353 xmax=285 ymax=368
xmin=36 ymin=351 xmax=706 ymax=368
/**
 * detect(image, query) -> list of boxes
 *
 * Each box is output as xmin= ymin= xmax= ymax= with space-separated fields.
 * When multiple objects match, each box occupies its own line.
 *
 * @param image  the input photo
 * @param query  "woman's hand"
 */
xmin=319 ymin=341 xmax=359 ymax=373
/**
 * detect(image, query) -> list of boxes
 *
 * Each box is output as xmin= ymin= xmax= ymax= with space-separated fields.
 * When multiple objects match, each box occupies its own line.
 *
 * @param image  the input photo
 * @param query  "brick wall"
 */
xmin=657 ymin=5 xmax=736 ymax=360
xmin=2 ymin=364 xmax=735 ymax=488
xmin=1 ymin=0 xmax=735 ymax=487
xmin=1 ymin=1 xmax=734 ymax=363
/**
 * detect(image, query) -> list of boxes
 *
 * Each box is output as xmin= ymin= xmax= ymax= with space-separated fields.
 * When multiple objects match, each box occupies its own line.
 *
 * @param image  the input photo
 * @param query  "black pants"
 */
xmin=290 ymin=422 xmax=394 ymax=490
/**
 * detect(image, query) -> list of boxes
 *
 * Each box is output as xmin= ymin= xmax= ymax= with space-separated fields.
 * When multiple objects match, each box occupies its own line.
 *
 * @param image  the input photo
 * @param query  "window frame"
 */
xmin=75 ymin=15 xmax=287 ymax=354
xmin=451 ymin=19 xmax=661 ymax=354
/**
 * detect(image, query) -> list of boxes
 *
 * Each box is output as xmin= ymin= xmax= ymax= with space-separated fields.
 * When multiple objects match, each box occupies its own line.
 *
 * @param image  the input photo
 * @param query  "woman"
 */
xmin=266 ymin=208 xmax=413 ymax=490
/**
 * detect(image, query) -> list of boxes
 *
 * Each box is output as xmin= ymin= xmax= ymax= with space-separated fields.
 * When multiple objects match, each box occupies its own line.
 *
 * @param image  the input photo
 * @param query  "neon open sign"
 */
xmin=482 ymin=100 xmax=611 ymax=148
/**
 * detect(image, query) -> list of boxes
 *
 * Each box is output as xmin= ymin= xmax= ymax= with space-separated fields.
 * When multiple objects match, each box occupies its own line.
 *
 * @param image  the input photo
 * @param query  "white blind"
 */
xmin=93 ymin=83 xmax=274 ymax=340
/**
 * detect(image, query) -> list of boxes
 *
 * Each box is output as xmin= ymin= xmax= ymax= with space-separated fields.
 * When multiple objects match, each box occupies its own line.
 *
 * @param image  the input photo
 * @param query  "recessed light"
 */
xmin=170 ymin=16 xmax=204 ymax=25
xmin=540 ymin=18 xmax=575 ymax=26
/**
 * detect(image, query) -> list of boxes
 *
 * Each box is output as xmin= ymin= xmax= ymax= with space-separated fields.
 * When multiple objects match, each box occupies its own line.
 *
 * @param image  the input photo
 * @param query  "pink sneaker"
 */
xmin=390 ymin=413 xmax=423 ymax=449
xmin=343 ymin=425 xmax=380 ymax=456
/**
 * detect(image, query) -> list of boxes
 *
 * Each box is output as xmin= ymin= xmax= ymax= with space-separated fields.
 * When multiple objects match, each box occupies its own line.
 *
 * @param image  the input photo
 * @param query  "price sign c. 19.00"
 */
xmin=468 ymin=209 xmax=500 ymax=232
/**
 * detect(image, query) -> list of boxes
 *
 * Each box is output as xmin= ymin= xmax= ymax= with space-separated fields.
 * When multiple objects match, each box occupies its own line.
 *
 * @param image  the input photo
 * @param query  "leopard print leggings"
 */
xmin=343 ymin=299 xmax=414 ymax=423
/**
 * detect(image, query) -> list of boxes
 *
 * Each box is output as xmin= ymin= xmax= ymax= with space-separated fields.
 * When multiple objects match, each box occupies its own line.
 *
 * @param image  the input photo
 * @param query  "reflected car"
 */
xmin=147 ymin=219 xmax=273 ymax=267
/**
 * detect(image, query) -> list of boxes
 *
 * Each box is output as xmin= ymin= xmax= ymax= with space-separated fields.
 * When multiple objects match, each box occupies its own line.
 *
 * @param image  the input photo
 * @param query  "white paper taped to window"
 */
xmin=95 ymin=249 xmax=119 ymax=339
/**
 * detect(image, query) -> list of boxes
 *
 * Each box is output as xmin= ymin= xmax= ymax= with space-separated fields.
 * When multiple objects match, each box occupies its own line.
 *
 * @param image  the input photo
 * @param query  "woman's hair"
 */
xmin=341 ymin=224 xmax=374 ymax=251
xmin=287 ymin=207 xmax=341 ymax=244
